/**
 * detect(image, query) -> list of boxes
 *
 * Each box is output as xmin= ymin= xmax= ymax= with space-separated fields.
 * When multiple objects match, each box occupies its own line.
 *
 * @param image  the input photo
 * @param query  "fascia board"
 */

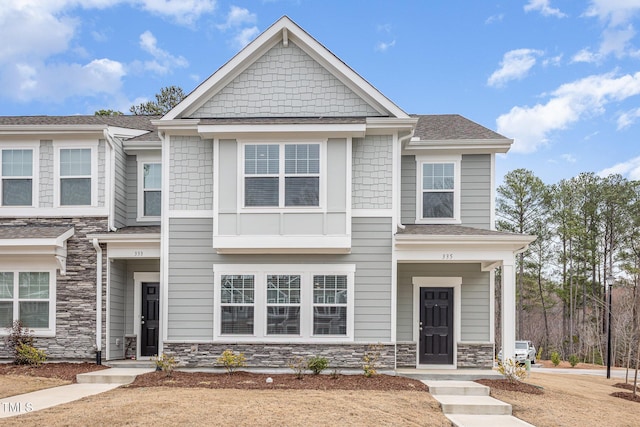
xmin=404 ymin=138 xmax=513 ymax=154
xmin=86 ymin=233 xmax=161 ymax=243
xmin=0 ymin=125 xmax=107 ymax=136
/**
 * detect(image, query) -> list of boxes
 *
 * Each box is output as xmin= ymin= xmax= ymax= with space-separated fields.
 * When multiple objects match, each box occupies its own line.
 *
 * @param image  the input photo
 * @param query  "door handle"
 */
xmin=141 ymin=320 xmax=145 ymax=325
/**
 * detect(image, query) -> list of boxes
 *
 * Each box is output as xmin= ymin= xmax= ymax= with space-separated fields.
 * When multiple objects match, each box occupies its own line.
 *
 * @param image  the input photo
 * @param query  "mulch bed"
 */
xmin=128 ymin=370 xmax=428 ymax=392
xmin=0 ymin=362 xmax=108 ymax=382
xmin=610 ymin=391 xmax=640 ymax=403
xmin=613 ymin=382 xmax=640 ymax=392
xmin=475 ymin=379 xmax=544 ymax=395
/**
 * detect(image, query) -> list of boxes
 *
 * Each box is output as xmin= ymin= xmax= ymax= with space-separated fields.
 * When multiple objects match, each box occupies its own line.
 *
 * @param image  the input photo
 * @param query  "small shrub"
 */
xmin=363 ymin=343 xmax=384 ymax=377
xmin=5 ymin=320 xmax=34 ymax=363
xmin=568 ymin=354 xmax=579 ymax=367
xmin=288 ymin=355 xmax=307 ymax=379
xmin=551 ymin=351 xmax=561 ymax=366
xmin=152 ymin=353 xmax=177 ymax=376
xmin=16 ymin=343 xmax=47 ymax=366
xmin=307 ymin=356 xmax=328 ymax=375
xmin=497 ymin=358 xmax=527 ymax=382
xmin=217 ymin=349 xmax=246 ymax=374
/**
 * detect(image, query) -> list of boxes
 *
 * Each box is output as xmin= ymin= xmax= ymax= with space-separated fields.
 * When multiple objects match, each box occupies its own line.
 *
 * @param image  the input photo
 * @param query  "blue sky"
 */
xmin=1 ymin=0 xmax=640 ymax=184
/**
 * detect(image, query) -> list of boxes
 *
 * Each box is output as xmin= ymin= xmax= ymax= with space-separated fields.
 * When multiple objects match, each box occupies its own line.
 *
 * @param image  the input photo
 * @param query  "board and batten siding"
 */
xmin=460 ymin=154 xmax=491 ymax=229
xmin=397 ymin=263 xmax=490 ymax=342
xmin=108 ymin=259 xmax=126 ymax=360
xmin=167 ymin=216 xmax=393 ymax=341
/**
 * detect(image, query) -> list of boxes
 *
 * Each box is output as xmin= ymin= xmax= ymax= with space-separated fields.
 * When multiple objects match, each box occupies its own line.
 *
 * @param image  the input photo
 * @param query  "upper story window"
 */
xmin=243 ymin=143 xmax=320 ymax=208
xmin=59 ymin=148 xmax=92 ymax=206
xmin=417 ymin=155 xmax=461 ymax=224
xmin=1 ymin=149 xmax=33 ymax=206
xmin=141 ymin=162 xmax=161 ymax=219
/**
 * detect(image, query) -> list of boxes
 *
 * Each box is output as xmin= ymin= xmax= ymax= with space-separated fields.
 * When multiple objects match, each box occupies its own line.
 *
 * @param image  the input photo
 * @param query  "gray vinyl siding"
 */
xmin=460 ymin=154 xmax=491 ymax=229
xmin=39 ymin=140 xmax=53 ymax=208
xmin=169 ymin=136 xmax=213 ymax=211
xmin=400 ymin=154 xmax=491 ymax=228
xmin=98 ymin=140 xmax=106 ymax=207
xmin=167 ymin=217 xmax=392 ymax=341
xmin=124 ymin=155 xmax=138 ymax=226
xmin=113 ymin=140 xmax=127 ymax=228
xmin=352 ymin=135 xmax=393 ymax=209
xmin=109 ymin=259 xmax=126 ymax=360
xmin=397 ymin=263 xmax=490 ymax=342
xmin=401 ymin=155 xmax=416 ymax=224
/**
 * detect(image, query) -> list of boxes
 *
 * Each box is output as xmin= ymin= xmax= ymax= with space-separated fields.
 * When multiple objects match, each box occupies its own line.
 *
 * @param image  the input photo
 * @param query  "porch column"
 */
xmin=501 ymin=262 xmax=516 ymax=362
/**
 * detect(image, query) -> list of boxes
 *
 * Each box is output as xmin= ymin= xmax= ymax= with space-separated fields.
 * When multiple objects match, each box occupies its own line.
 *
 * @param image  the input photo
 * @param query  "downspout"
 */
xmin=92 ymin=238 xmax=103 ymax=365
xmin=103 ymin=129 xmax=117 ymax=232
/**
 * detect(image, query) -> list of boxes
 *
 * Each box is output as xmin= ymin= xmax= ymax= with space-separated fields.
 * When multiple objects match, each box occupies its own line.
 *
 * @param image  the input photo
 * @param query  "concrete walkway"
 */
xmin=0 ymin=367 xmax=154 ymax=418
xmin=424 ymin=380 xmax=535 ymax=427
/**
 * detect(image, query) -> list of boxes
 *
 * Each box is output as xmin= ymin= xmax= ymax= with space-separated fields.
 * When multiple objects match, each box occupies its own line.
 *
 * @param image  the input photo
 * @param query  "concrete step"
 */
xmin=432 ymin=395 xmax=512 ymax=416
xmin=76 ymin=368 xmax=155 ymax=385
xmin=397 ymin=369 xmax=503 ymax=381
xmin=423 ymin=380 xmax=490 ymax=396
xmin=447 ymin=414 xmax=535 ymax=427
xmin=105 ymin=360 xmax=156 ymax=369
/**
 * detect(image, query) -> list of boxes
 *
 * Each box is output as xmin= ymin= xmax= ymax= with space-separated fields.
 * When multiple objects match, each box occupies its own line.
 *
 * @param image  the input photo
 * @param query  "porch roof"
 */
xmin=0 ymin=226 xmax=75 ymax=274
xmin=87 ymin=226 xmax=160 ymax=242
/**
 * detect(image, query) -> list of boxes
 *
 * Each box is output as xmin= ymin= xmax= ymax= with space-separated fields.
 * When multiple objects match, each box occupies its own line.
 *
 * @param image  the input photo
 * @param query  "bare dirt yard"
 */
xmin=1 ymin=361 xmax=640 ymax=426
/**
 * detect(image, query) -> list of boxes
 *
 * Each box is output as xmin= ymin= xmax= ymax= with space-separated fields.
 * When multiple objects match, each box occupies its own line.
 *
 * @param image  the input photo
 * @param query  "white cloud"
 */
xmin=138 ymin=30 xmax=188 ymax=75
xmin=572 ymin=48 xmax=599 ymax=63
xmin=542 ymin=54 xmax=563 ymax=66
xmin=485 ymin=14 xmax=504 ymax=24
xmin=233 ymin=26 xmax=260 ymax=49
xmin=561 ymin=153 xmax=577 ymax=163
xmin=497 ymin=71 xmax=640 ymax=153
xmin=598 ymin=156 xmax=640 ymax=180
xmin=375 ymin=40 xmax=396 ymax=52
xmin=487 ymin=49 xmax=543 ymax=88
xmin=584 ymin=0 xmax=640 ymax=27
xmin=377 ymin=24 xmax=392 ymax=33
xmin=2 ymin=58 xmax=126 ymax=103
xmin=524 ymin=0 xmax=567 ymax=18
xmin=617 ymin=106 xmax=640 ymax=129
xmin=217 ymin=6 xmax=256 ymax=30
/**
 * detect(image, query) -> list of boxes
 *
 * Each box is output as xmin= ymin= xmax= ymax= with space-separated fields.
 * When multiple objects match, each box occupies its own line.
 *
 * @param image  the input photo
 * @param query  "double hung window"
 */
xmin=59 ymin=148 xmax=92 ymax=206
xmin=214 ymin=265 xmax=354 ymax=340
xmin=142 ymin=163 xmax=161 ymax=218
xmin=0 ymin=271 xmax=52 ymax=331
xmin=417 ymin=156 xmax=461 ymax=223
xmin=243 ymin=143 xmax=320 ymax=208
xmin=1 ymin=149 xmax=33 ymax=206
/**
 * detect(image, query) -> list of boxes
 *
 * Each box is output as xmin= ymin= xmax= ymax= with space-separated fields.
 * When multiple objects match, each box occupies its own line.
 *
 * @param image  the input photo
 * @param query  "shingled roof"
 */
xmin=411 ymin=114 xmax=508 ymax=141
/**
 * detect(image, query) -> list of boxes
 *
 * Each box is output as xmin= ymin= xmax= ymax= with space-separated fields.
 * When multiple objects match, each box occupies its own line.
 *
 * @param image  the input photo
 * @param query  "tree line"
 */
xmin=497 ymin=168 xmax=640 ymax=374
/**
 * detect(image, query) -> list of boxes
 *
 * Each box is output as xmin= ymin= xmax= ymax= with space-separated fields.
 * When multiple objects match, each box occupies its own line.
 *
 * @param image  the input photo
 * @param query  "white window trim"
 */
xmin=213 ymin=264 xmax=355 ymax=342
xmin=53 ymin=141 xmax=99 ymax=208
xmin=238 ymin=139 xmax=327 ymax=213
xmin=136 ymin=154 xmax=161 ymax=222
xmin=415 ymin=154 xmax=461 ymax=224
xmin=0 ymin=267 xmax=56 ymax=338
xmin=0 ymin=142 xmax=40 ymax=208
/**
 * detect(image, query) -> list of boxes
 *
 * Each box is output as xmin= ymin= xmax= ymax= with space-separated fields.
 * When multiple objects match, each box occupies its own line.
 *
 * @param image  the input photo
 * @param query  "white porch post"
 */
xmin=501 ymin=262 xmax=516 ymax=362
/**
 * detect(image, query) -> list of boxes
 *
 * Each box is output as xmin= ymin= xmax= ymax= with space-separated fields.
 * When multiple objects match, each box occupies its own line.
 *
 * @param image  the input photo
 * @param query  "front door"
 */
xmin=419 ymin=287 xmax=453 ymax=365
xmin=140 ymin=282 xmax=159 ymax=357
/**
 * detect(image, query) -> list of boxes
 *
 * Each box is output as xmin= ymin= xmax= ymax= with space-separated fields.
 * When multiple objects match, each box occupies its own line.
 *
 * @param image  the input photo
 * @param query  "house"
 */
xmin=0 ymin=17 xmax=533 ymax=369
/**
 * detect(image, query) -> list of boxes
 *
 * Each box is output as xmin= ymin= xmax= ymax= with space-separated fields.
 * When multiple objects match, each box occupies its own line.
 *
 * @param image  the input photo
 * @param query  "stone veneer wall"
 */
xmin=163 ymin=342 xmax=396 ymax=369
xmin=396 ymin=342 xmax=417 ymax=368
xmin=352 ymin=135 xmax=393 ymax=209
xmin=457 ymin=343 xmax=494 ymax=368
xmin=0 ymin=217 xmax=108 ymax=360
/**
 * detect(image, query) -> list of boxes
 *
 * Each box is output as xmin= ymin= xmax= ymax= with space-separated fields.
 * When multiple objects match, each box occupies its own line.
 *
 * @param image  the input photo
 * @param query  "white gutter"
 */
xmin=92 ymin=238 xmax=103 ymax=364
xmin=103 ymin=129 xmax=117 ymax=232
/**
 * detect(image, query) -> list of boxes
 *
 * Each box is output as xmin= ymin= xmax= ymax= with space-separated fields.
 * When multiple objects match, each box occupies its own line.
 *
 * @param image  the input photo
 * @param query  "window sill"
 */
xmin=414 ymin=218 xmax=462 ymax=225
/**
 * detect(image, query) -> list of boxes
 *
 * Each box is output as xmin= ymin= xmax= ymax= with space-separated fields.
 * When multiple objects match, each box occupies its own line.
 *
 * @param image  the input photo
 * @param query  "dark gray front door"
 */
xmin=141 ymin=282 xmax=159 ymax=357
xmin=419 ymin=287 xmax=453 ymax=365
